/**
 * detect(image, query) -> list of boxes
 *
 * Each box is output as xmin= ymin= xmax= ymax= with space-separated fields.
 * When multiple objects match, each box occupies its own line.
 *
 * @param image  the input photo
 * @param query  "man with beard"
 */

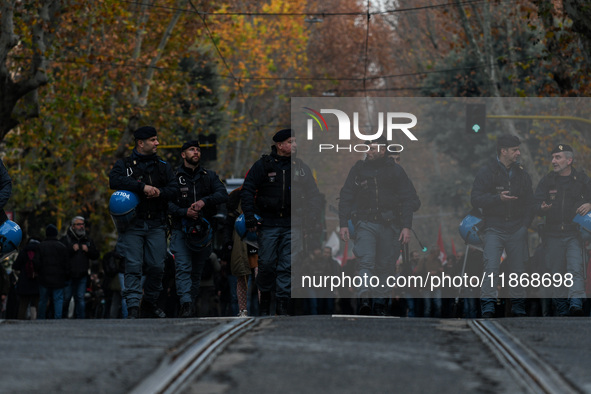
xmin=60 ymin=216 xmax=99 ymax=319
xmin=339 ymin=136 xmax=418 ymax=316
xmin=241 ymin=128 xmax=322 ymax=316
xmin=168 ymin=140 xmax=228 ymax=317
xmin=109 ymin=126 xmax=176 ymax=318
xmin=471 ymin=135 xmax=533 ymax=318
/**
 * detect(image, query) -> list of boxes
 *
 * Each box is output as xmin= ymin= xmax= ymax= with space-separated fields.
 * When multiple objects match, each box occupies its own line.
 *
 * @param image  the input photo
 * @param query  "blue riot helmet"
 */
xmin=0 ymin=220 xmax=22 ymax=257
xmin=573 ymin=213 xmax=591 ymax=242
xmin=183 ymin=217 xmax=213 ymax=251
xmin=109 ymin=190 xmax=140 ymax=232
xmin=459 ymin=214 xmax=483 ymax=246
xmin=235 ymin=213 xmax=260 ymax=248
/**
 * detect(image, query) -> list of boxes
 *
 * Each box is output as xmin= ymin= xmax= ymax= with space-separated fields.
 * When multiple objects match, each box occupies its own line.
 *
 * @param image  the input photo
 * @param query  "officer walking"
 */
xmin=168 ymin=140 xmax=228 ymax=317
xmin=241 ymin=128 xmax=322 ymax=316
xmin=109 ymin=126 xmax=176 ymax=319
xmin=339 ymin=136 xmax=419 ymax=316
xmin=534 ymin=144 xmax=591 ymax=316
xmin=471 ymin=134 xmax=533 ymax=318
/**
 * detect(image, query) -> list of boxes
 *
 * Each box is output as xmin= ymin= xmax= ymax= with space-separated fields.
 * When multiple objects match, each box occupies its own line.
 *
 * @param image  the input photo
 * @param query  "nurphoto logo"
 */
xmin=302 ymin=107 xmax=418 ymax=153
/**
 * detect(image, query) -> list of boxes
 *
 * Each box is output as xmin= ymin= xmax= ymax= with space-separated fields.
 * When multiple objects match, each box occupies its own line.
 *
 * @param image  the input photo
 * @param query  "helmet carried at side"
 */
xmin=0 ymin=220 xmax=22 ymax=257
xmin=234 ymin=213 xmax=260 ymax=248
xmin=109 ymin=190 xmax=140 ymax=232
xmin=459 ymin=214 xmax=483 ymax=246
xmin=183 ymin=217 xmax=213 ymax=251
xmin=573 ymin=213 xmax=591 ymax=242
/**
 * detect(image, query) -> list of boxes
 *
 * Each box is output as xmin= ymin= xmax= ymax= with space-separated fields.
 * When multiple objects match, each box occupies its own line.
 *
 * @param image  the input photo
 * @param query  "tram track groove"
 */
xmin=469 ymin=319 xmax=581 ymax=394
xmin=130 ymin=317 xmax=257 ymax=394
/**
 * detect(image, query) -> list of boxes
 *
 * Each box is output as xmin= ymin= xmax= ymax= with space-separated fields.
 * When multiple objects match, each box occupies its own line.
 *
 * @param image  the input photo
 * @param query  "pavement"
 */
xmin=1 ymin=316 xmax=589 ymax=394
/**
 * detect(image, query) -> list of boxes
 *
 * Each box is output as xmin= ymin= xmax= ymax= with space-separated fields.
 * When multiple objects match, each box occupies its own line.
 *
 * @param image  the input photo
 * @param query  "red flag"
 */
xmin=451 ymin=238 xmax=458 ymax=258
xmin=438 ymin=224 xmax=448 ymax=265
xmin=341 ymin=240 xmax=349 ymax=267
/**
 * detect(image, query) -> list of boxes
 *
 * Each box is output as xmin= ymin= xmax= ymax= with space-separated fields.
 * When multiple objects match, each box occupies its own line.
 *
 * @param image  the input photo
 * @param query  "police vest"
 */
xmin=175 ymin=168 xmax=216 ymax=219
xmin=125 ymin=156 xmax=169 ymax=218
xmin=254 ymin=154 xmax=293 ymax=217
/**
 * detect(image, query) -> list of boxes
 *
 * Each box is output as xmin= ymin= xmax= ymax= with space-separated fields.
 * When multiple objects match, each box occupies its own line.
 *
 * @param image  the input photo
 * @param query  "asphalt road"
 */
xmin=1 ymin=316 xmax=589 ymax=393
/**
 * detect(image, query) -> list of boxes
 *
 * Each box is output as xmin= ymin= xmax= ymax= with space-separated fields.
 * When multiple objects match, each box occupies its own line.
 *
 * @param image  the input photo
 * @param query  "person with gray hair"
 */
xmin=533 ymin=144 xmax=591 ymax=316
xmin=60 ymin=216 xmax=99 ymax=318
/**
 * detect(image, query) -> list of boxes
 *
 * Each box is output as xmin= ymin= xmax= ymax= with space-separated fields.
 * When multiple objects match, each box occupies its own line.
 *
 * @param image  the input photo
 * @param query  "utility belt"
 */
xmin=543 ymin=223 xmax=579 ymax=233
xmin=136 ymin=210 xmax=166 ymax=222
xmin=353 ymin=210 xmax=400 ymax=225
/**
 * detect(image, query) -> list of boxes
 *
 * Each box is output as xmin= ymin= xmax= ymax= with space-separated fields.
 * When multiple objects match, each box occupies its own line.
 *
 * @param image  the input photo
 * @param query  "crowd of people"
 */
xmin=1 ymin=127 xmax=591 ymax=320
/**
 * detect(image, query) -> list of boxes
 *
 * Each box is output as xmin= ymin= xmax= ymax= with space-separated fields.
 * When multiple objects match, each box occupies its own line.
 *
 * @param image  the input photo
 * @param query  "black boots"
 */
xmin=276 ymin=298 xmax=291 ymax=316
xmin=259 ymin=292 xmax=271 ymax=316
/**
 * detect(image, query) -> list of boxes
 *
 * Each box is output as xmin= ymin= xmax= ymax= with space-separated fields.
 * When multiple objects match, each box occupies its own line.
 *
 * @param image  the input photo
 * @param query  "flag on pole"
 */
xmin=438 ymin=224 xmax=448 ymax=265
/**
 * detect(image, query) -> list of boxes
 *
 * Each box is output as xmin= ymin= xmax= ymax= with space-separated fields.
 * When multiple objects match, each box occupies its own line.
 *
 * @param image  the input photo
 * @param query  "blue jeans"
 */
xmin=352 ymin=221 xmax=401 ymax=301
xmin=403 ymin=292 xmax=416 ymax=317
xmin=481 ymin=226 xmax=528 ymax=315
xmin=170 ymin=229 xmax=211 ymax=304
xmin=256 ymin=226 xmax=291 ymax=298
xmin=462 ymin=288 xmax=479 ymax=318
xmin=544 ymin=234 xmax=586 ymax=315
xmin=422 ymin=287 xmax=442 ymax=317
xmin=38 ymin=285 xmax=65 ymax=319
xmin=117 ymin=221 xmax=167 ymax=308
xmin=64 ymin=277 xmax=87 ymax=319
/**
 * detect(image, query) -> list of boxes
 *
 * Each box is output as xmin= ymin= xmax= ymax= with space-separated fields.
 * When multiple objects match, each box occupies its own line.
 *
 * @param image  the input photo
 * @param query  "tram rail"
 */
xmin=130 ymin=317 xmax=257 ymax=394
xmin=470 ymin=319 xmax=581 ymax=394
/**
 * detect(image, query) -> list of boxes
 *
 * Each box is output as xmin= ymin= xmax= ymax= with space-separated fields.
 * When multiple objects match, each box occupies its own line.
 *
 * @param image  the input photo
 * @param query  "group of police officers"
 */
xmin=109 ymin=126 xmax=321 ymax=318
xmin=108 ymin=124 xmax=591 ymax=318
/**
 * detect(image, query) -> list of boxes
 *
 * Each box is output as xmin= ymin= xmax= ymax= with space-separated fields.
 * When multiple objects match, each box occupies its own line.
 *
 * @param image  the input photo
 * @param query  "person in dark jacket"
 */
xmin=35 ymin=225 xmax=69 ymax=319
xmin=168 ymin=140 xmax=228 ymax=317
xmin=12 ymin=238 xmax=41 ymax=319
xmin=109 ymin=126 xmax=176 ymax=319
xmin=339 ymin=136 xmax=419 ymax=315
xmin=471 ymin=134 xmax=534 ymax=318
xmin=241 ymin=128 xmax=322 ymax=316
xmin=0 ymin=158 xmax=12 ymax=224
xmin=60 ymin=216 xmax=99 ymax=319
xmin=534 ymin=144 xmax=591 ymax=316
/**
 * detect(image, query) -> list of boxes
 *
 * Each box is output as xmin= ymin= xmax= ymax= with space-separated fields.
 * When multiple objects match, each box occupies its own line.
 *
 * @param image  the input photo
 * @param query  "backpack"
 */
xmin=24 ymin=250 xmax=36 ymax=279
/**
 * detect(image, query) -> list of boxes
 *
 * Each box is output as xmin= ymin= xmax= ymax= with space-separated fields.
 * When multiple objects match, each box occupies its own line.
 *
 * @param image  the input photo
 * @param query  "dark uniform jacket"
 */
xmin=471 ymin=158 xmax=534 ymax=232
xmin=60 ymin=228 xmax=100 ymax=280
xmin=242 ymin=146 xmax=322 ymax=228
xmin=109 ymin=149 xmax=176 ymax=224
xmin=534 ymin=168 xmax=591 ymax=234
xmin=34 ymin=237 xmax=69 ymax=289
xmin=168 ymin=164 xmax=228 ymax=229
xmin=339 ymin=156 xmax=419 ymax=229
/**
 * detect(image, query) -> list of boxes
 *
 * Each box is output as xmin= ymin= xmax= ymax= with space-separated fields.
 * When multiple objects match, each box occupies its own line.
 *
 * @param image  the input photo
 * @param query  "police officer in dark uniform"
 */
xmin=109 ymin=126 xmax=176 ymax=318
xmin=471 ymin=134 xmax=533 ymax=318
xmin=534 ymin=144 xmax=591 ymax=316
xmin=241 ymin=128 xmax=322 ymax=316
xmin=339 ymin=136 xmax=419 ymax=316
xmin=168 ymin=140 xmax=228 ymax=317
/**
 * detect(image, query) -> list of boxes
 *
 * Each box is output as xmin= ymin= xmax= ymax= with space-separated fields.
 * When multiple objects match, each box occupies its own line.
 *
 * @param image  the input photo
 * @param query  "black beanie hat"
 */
xmin=273 ymin=128 xmax=293 ymax=143
xmin=181 ymin=140 xmax=200 ymax=151
xmin=497 ymin=134 xmax=521 ymax=149
xmin=134 ymin=126 xmax=157 ymax=141
xmin=46 ymin=224 xmax=58 ymax=237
